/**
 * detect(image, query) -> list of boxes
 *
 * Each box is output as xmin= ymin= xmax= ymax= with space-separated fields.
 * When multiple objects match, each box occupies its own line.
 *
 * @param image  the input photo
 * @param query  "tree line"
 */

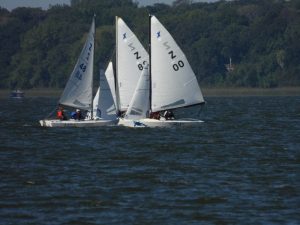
xmin=0 ymin=0 xmax=299 ymax=89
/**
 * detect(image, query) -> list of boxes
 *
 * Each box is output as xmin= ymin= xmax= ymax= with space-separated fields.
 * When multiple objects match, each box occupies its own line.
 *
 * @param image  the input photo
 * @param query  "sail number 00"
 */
xmin=173 ymin=60 xmax=184 ymax=71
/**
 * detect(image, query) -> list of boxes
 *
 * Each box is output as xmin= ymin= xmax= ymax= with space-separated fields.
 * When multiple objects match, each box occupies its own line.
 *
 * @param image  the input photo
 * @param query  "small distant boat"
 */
xmin=10 ymin=89 xmax=24 ymax=98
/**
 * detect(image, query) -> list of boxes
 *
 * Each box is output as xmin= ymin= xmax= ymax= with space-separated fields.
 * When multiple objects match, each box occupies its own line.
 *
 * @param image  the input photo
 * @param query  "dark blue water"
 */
xmin=0 ymin=96 xmax=299 ymax=225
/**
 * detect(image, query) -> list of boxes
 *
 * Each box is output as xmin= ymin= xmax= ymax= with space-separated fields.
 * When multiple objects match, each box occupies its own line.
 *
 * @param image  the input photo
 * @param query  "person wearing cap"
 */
xmin=75 ymin=109 xmax=83 ymax=120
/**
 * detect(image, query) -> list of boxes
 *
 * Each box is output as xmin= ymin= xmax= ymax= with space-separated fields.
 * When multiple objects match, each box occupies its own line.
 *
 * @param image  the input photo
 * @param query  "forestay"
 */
xmin=116 ymin=17 xmax=149 ymax=112
xmin=150 ymin=16 xmax=204 ymax=112
xmin=59 ymin=17 xmax=95 ymax=110
xmin=125 ymin=65 xmax=150 ymax=120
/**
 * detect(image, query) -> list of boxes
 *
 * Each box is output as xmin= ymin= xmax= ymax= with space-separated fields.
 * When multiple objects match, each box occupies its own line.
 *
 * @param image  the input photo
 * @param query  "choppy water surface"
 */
xmin=0 ymin=96 xmax=299 ymax=224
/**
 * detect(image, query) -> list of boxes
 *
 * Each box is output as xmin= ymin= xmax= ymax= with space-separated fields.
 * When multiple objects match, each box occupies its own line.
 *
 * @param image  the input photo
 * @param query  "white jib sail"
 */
xmin=125 ymin=64 xmax=150 ymax=120
xmin=150 ymin=16 xmax=204 ymax=112
xmin=93 ymin=64 xmax=117 ymax=120
xmin=92 ymin=87 xmax=101 ymax=118
xmin=104 ymin=61 xmax=118 ymax=113
xmin=116 ymin=17 xmax=149 ymax=112
xmin=59 ymin=16 xmax=95 ymax=110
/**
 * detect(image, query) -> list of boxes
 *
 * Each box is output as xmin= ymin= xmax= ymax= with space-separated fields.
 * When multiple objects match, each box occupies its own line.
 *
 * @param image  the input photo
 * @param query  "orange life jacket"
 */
xmin=57 ymin=110 xmax=63 ymax=119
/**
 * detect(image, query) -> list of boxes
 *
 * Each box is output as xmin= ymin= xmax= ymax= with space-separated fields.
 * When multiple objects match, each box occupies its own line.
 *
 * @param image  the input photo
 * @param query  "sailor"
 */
xmin=57 ymin=106 xmax=67 ymax=120
xmin=75 ymin=109 xmax=83 ymax=120
xmin=150 ymin=111 xmax=160 ymax=120
xmin=85 ymin=111 xmax=92 ymax=120
xmin=71 ymin=111 xmax=77 ymax=119
xmin=163 ymin=110 xmax=175 ymax=120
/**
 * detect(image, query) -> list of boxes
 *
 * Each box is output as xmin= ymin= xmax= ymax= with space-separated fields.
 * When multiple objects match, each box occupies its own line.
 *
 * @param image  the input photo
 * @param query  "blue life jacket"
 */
xmin=71 ymin=112 xmax=76 ymax=119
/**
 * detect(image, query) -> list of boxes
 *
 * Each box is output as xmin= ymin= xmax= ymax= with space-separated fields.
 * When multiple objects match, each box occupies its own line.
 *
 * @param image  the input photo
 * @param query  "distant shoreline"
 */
xmin=201 ymin=87 xmax=300 ymax=97
xmin=0 ymin=87 xmax=299 ymax=98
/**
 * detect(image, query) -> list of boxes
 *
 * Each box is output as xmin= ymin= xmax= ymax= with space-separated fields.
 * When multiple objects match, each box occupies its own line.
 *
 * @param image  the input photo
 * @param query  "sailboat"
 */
xmin=39 ymin=16 xmax=118 ymax=127
xmin=10 ymin=89 xmax=24 ymax=98
xmin=118 ymin=15 xmax=205 ymax=128
xmin=114 ymin=16 xmax=149 ymax=116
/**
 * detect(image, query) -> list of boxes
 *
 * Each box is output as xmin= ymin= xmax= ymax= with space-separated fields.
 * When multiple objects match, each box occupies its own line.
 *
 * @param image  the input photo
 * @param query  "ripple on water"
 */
xmin=0 ymin=96 xmax=299 ymax=224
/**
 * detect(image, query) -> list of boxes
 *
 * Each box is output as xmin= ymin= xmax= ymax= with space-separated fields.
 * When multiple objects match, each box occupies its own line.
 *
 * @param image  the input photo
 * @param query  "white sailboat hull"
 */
xmin=118 ymin=118 xmax=204 ymax=128
xmin=39 ymin=119 xmax=118 ymax=127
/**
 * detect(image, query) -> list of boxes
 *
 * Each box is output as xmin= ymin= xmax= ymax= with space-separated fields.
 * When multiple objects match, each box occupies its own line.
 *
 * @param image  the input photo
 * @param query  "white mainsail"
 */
xmin=125 ymin=65 xmax=150 ymax=120
xmin=92 ymin=64 xmax=117 ymax=120
xmin=150 ymin=15 xmax=204 ymax=112
xmin=59 ymin=16 xmax=95 ymax=110
xmin=116 ymin=16 xmax=149 ymax=112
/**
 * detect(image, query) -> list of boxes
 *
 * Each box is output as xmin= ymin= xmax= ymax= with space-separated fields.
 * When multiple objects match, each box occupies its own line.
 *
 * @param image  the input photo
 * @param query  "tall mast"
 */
xmin=115 ymin=16 xmax=118 ymax=88
xmin=149 ymin=14 xmax=152 ymax=112
xmin=115 ymin=16 xmax=121 ymax=115
xmin=91 ymin=14 xmax=96 ymax=119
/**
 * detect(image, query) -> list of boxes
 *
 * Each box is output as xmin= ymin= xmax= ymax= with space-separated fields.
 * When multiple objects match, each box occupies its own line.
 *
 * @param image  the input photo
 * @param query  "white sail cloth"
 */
xmin=59 ymin=17 xmax=95 ymax=110
xmin=125 ymin=65 xmax=150 ymax=120
xmin=93 ymin=62 xmax=117 ymax=120
xmin=150 ymin=15 xmax=204 ymax=112
xmin=116 ymin=17 xmax=149 ymax=112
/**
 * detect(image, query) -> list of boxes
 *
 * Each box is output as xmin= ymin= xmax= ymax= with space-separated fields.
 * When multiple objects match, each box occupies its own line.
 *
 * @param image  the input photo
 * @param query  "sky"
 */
xmin=0 ymin=0 xmax=218 ymax=11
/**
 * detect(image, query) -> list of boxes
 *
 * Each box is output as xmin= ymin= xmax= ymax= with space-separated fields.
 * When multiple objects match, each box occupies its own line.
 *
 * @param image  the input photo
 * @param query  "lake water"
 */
xmin=0 ymin=96 xmax=299 ymax=224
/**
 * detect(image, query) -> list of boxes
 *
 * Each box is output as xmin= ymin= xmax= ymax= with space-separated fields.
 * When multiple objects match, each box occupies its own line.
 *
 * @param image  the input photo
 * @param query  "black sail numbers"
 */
xmin=127 ymin=41 xmax=147 ymax=71
xmin=163 ymin=41 xmax=184 ymax=72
